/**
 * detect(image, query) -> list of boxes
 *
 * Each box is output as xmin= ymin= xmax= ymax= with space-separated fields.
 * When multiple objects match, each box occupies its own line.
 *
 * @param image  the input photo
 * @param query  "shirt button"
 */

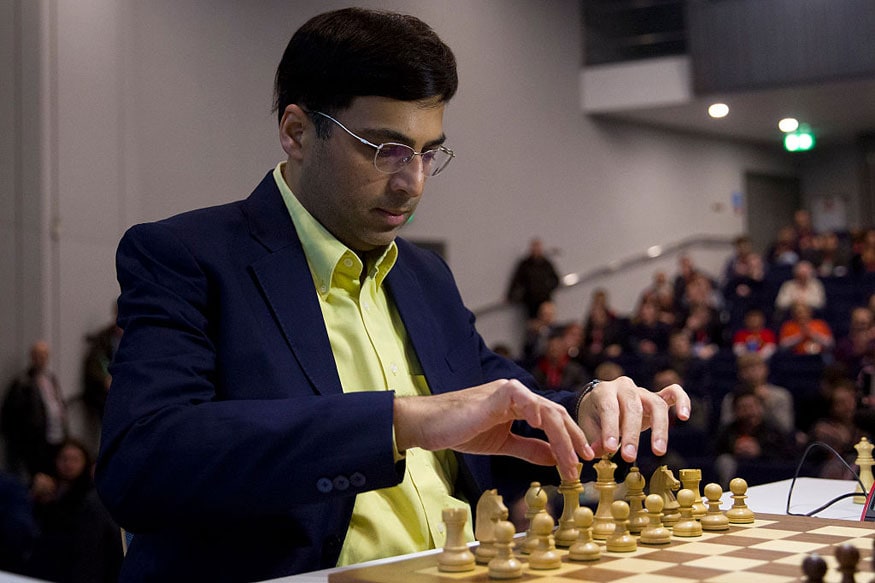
xmin=390 ymin=362 xmax=399 ymax=375
xmin=333 ymin=475 xmax=350 ymax=491
xmin=362 ymin=301 xmax=370 ymax=311
xmin=343 ymin=258 xmax=354 ymax=268
xmin=350 ymin=472 xmax=366 ymax=487
xmin=316 ymin=478 xmax=333 ymax=493
xmin=319 ymin=284 xmax=327 ymax=294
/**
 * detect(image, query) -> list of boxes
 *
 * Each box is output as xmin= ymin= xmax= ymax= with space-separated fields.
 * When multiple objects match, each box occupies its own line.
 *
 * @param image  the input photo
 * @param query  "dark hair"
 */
xmin=273 ymin=8 xmax=458 ymax=127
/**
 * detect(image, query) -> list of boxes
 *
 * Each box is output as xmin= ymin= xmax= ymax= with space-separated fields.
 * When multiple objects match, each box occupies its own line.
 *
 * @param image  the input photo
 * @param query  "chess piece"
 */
xmin=649 ymin=464 xmax=680 ymax=527
xmin=624 ymin=465 xmax=649 ymax=535
xmin=802 ymin=553 xmax=827 ymax=582
xmin=568 ymin=506 xmax=600 ymax=561
xmin=438 ymin=507 xmax=476 ymax=572
xmin=639 ymin=493 xmax=671 ymax=545
xmin=835 ymin=542 xmax=860 ymax=583
xmin=475 ymin=489 xmax=509 ymax=564
xmin=528 ymin=512 xmax=562 ymax=570
xmin=726 ymin=477 xmax=755 ymax=524
xmin=672 ymin=489 xmax=703 ymax=537
xmin=700 ymin=482 xmax=730 ymax=532
xmin=606 ymin=500 xmax=637 ymax=552
xmin=487 ymin=520 xmax=523 ymax=579
xmin=679 ymin=468 xmax=707 ymax=519
xmin=854 ymin=437 xmax=875 ymax=504
xmin=555 ymin=462 xmax=583 ymax=547
xmin=522 ymin=482 xmax=548 ymax=554
xmin=592 ymin=455 xmax=618 ymax=540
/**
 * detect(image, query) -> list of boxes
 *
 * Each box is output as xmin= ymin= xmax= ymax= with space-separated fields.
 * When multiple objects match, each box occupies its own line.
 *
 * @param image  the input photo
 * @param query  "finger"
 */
xmin=498 ymin=433 xmax=560 ymax=467
xmin=656 ymin=384 xmax=691 ymax=420
xmin=617 ymin=385 xmax=644 ymax=462
xmin=589 ymin=382 xmax=621 ymax=456
xmin=644 ymin=391 xmax=670 ymax=456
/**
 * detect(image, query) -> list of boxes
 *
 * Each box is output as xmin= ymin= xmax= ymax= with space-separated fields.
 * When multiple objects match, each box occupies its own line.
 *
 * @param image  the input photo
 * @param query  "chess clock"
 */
xmin=862 ymin=481 xmax=875 ymax=522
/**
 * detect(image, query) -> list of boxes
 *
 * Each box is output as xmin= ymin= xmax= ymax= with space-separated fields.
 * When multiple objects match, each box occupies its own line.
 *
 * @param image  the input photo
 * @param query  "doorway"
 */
xmin=744 ymin=172 xmax=802 ymax=254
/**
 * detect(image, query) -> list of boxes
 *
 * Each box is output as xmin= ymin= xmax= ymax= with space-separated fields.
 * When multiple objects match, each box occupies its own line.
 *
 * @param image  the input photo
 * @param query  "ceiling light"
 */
xmin=708 ymin=103 xmax=729 ymax=118
xmin=778 ymin=118 xmax=799 ymax=133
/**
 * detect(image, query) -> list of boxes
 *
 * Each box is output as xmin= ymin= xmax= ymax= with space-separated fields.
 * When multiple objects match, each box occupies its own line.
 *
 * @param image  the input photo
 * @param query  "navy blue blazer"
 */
xmin=95 ymin=172 xmax=577 ymax=582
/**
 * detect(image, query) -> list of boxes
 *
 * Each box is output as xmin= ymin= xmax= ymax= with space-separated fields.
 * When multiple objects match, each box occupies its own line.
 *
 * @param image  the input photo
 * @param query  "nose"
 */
xmin=388 ymin=155 xmax=428 ymax=198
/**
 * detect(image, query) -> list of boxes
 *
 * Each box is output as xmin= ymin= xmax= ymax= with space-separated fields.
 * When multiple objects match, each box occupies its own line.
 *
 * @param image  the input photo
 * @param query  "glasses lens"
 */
xmin=374 ymin=144 xmax=415 ymax=173
xmin=428 ymin=148 xmax=453 ymax=176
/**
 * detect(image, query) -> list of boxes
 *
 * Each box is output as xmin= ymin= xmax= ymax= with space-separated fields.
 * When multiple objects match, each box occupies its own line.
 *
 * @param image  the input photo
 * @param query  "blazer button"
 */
xmin=316 ymin=477 xmax=333 ymax=493
xmin=333 ymin=475 xmax=350 ymax=491
xmin=350 ymin=472 xmax=366 ymax=488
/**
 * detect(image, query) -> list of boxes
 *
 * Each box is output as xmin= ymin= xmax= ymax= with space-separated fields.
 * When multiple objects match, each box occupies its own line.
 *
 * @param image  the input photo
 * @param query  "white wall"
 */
xmin=5 ymin=0 xmax=807 ymax=445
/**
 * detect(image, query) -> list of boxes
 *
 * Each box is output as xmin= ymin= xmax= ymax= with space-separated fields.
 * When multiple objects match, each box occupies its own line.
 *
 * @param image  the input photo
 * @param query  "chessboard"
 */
xmin=328 ymin=513 xmax=874 ymax=583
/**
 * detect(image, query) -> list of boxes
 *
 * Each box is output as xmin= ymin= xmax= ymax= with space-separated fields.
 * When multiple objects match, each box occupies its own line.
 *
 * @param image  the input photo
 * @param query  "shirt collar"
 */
xmin=272 ymin=162 xmax=398 ymax=297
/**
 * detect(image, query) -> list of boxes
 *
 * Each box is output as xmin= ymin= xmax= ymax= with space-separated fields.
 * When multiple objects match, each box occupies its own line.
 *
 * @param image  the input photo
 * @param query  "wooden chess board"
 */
xmin=328 ymin=513 xmax=874 ymax=583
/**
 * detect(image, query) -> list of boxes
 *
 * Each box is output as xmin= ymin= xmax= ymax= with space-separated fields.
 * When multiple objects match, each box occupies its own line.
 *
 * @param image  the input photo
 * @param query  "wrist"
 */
xmin=573 ymin=379 xmax=601 ymax=421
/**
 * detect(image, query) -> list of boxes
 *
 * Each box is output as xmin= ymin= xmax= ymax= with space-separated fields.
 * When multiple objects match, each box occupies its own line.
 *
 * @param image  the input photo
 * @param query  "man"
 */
xmin=95 ymin=8 xmax=689 ymax=581
xmin=1 ymin=341 xmax=68 ymax=481
xmin=506 ymin=238 xmax=560 ymax=318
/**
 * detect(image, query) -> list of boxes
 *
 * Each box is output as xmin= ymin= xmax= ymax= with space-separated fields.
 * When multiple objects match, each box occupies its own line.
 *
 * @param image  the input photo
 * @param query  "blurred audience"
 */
xmin=778 ymin=301 xmax=834 ymax=355
xmin=732 ymin=308 xmax=777 ymax=360
xmin=506 ymin=237 xmax=560 ymax=318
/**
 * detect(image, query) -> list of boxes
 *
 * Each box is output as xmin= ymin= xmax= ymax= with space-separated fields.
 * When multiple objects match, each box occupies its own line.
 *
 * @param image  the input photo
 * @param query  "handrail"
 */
xmin=472 ymin=234 xmax=735 ymax=317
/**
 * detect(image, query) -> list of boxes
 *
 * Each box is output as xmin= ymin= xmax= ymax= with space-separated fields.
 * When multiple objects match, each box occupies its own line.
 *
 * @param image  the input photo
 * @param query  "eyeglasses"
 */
xmin=308 ymin=110 xmax=455 ymax=177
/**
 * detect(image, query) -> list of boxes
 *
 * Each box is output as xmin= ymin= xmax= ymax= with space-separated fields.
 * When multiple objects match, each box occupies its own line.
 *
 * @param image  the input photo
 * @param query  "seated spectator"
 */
xmin=719 ymin=353 xmax=796 ymax=436
xmin=639 ymin=270 xmax=676 ymax=326
xmin=808 ymin=380 xmax=866 ymax=479
xmin=655 ymin=329 xmax=711 ymax=404
xmin=792 ymin=209 xmax=817 ymax=253
xmin=654 ymin=367 xmax=707 ymax=431
xmin=593 ymin=361 xmax=625 ymax=382
xmin=714 ymin=388 xmax=797 ymax=487
xmin=774 ymin=260 xmax=826 ymax=316
xmin=834 ymin=306 xmax=875 ymax=380
xmin=779 ymin=301 xmax=834 ymax=355
xmin=580 ymin=304 xmax=625 ymax=372
xmin=681 ymin=304 xmax=724 ymax=360
xmin=766 ymin=225 xmax=800 ymax=266
xmin=723 ymin=235 xmax=765 ymax=300
xmin=521 ymin=300 xmax=558 ymax=368
xmin=626 ymin=299 xmax=670 ymax=357
xmin=852 ymin=228 xmax=875 ymax=275
xmin=25 ymin=439 xmax=122 ymax=582
xmin=732 ymin=308 xmax=777 ymax=360
xmin=560 ymin=321 xmax=584 ymax=362
xmin=812 ymin=231 xmax=850 ymax=277
xmin=530 ymin=331 xmax=589 ymax=392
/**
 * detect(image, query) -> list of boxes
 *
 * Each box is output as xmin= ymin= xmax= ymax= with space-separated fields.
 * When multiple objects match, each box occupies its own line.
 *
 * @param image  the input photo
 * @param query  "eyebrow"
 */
xmin=361 ymin=127 xmax=447 ymax=151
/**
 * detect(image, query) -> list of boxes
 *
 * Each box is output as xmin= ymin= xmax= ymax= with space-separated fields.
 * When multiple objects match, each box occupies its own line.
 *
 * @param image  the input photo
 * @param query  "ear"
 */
xmin=279 ymin=104 xmax=308 ymax=161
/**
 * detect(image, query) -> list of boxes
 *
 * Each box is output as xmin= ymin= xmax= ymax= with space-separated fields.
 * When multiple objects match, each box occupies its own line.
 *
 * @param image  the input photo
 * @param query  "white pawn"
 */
xmin=726 ymin=477 xmax=755 ymax=524
xmin=528 ymin=512 xmax=562 ymax=570
xmin=487 ymin=520 xmax=523 ymax=579
xmin=639 ymin=494 xmax=671 ymax=545
xmin=568 ymin=507 xmax=600 ymax=561
xmin=700 ymin=483 xmax=730 ymax=532
xmin=522 ymin=482 xmax=548 ymax=554
xmin=606 ymin=500 xmax=637 ymax=552
xmin=672 ymin=489 xmax=703 ymax=537
xmin=625 ymin=466 xmax=649 ymax=535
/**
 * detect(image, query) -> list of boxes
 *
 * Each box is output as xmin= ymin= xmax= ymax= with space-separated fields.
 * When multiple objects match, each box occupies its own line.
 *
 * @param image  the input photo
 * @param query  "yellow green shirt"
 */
xmin=272 ymin=163 xmax=473 ymax=566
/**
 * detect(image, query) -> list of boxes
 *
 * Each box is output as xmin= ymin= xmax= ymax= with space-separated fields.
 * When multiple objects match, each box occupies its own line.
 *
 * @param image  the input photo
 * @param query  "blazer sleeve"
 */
xmin=96 ymin=222 xmax=404 ymax=532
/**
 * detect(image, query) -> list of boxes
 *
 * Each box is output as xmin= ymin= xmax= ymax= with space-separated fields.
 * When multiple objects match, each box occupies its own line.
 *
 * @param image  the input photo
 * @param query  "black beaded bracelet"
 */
xmin=573 ymin=379 xmax=601 ymax=420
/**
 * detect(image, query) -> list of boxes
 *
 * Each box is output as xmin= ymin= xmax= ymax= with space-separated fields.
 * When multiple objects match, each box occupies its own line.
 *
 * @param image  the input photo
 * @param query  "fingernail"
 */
xmin=654 ymin=438 xmax=667 ymax=453
xmin=623 ymin=444 xmax=637 ymax=459
xmin=605 ymin=436 xmax=619 ymax=451
xmin=679 ymin=406 xmax=690 ymax=419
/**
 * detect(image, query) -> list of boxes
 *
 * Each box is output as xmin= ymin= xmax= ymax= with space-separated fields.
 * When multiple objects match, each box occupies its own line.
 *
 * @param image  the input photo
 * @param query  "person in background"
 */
xmin=26 ymin=438 xmax=122 ymax=583
xmin=808 ymin=380 xmax=866 ymax=479
xmin=723 ymin=235 xmax=765 ymax=301
xmin=719 ymin=352 xmax=795 ymax=437
xmin=778 ymin=301 xmax=834 ymax=356
xmin=506 ymin=237 xmax=560 ymax=318
xmin=774 ymin=260 xmax=826 ymax=316
xmin=579 ymin=303 xmax=625 ymax=373
xmin=521 ymin=300 xmax=559 ymax=368
xmin=82 ymin=310 xmax=124 ymax=422
xmin=1 ymin=341 xmax=68 ymax=481
xmin=834 ymin=306 xmax=875 ymax=381
xmin=766 ymin=225 xmax=800 ymax=267
xmin=714 ymin=388 xmax=797 ymax=487
xmin=530 ymin=331 xmax=589 ymax=392
xmin=732 ymin=308 xmax=777 ymax=360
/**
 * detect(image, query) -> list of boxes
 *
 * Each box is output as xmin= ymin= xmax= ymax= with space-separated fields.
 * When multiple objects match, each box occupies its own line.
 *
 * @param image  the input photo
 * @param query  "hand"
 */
xmin=31 ymin=472 xmax=58 ymax=503
xmin=393 ymin=379 xmax=595 ymax=481
xmin=576 ymin=376 xmax=690 ymax=463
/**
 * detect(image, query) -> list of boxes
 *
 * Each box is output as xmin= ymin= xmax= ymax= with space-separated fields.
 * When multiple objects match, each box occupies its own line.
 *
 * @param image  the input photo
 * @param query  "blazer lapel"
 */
xmin=243 ymin=173 xmax=343 ymax=396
